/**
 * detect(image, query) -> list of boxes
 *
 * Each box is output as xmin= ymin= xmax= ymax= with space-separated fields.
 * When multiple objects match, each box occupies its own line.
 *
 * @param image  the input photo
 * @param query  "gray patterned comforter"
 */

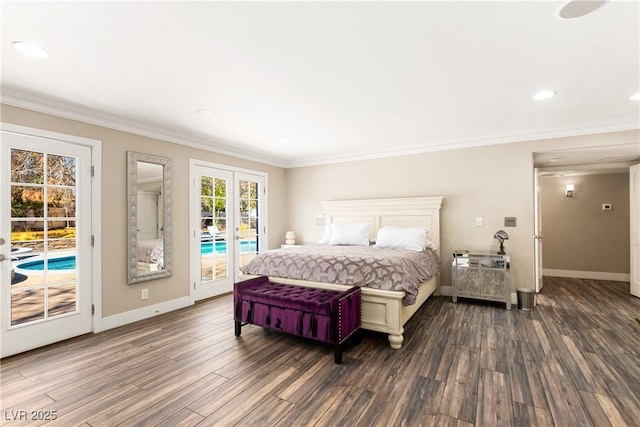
xmin=240 ymin=245 xmax=441 ymax=305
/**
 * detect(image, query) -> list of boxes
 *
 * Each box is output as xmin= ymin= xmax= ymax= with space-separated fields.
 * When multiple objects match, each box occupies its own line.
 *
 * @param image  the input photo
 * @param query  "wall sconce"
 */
xmin=565 ymin=184 xmax=575 ymax=197
xmin=285 ymin=231 xmax=296 ymax=245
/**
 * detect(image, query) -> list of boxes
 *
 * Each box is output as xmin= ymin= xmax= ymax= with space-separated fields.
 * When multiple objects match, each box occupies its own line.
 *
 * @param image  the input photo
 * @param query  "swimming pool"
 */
xmin=17 ymin=241 xmax=258 ymax=271
xmin=201 ymin=240 xmax=257 ymax=255
xmin=19 ymin=256 xmax=76 ymax=271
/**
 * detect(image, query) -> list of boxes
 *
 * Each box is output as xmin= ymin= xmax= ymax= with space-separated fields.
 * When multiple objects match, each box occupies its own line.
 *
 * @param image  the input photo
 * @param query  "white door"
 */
xmin=234 ymin=172 xmax=267 ymax=281
xmin=534 ymin=168 xmax=543 ymax=292
xmin=138 ymin=191 xmax=160 ymax=239
xmin=1 ymin=131 xmax=93 ymax=357
xmin=630 ymin=164 xmax=640 ymax=298
xmin=191 ymin=165 xmax=234 ymax=300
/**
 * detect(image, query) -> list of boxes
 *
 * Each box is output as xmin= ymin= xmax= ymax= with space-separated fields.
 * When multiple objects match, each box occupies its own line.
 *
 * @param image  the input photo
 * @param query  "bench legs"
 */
xmin=235 ymin=320 xmax=360 ymax=364
xmin=334 ymin=347 xmax=343 ymax=364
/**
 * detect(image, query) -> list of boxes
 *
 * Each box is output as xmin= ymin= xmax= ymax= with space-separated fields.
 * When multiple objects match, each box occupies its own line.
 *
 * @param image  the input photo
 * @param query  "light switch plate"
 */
xmin=504 ymin=217 xmax=517 ymax=227
xmin=602 ymin=204 xmax=612 ymax=211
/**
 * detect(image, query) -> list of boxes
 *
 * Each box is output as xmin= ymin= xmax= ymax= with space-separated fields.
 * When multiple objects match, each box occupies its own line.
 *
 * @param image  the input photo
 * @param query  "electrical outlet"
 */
xmin=141 ymin=288 xmax=149 ymax=300
xmin=476 ymin=217 xmax=483 ymax=226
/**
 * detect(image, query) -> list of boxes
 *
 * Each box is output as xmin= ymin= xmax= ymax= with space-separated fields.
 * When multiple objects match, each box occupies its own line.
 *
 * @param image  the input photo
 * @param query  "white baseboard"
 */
xmin=438 ymin=285 xmax=453 ymax=296
xmin=511 ymin=292 xmax=518 ymax=304
xmin=440 ymin=286 xmax=519 ymax=305
xmin=543 ymin=269 xmax=630 ymax=282
xmin=97 ymin=296 xmax=192 ymax=333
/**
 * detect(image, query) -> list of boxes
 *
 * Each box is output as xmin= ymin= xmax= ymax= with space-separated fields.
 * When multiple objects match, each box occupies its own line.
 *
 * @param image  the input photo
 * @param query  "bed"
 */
xmin=241 ymin=196 xmax=442 ymax=349
xmin=137 ymin=238 xmax=164 ymax=271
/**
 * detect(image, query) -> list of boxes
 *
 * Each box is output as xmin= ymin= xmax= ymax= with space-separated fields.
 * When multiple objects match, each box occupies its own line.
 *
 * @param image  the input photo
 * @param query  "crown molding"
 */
xmin=285 ymin=120 xmax=640 ymax=168
xmin=2 ymin=86 xmax=637 ymax=169
xmin=1 ymin=87 xmax=288 ymax=168
xmin=538 ymin=162 xmax=634 ymax=176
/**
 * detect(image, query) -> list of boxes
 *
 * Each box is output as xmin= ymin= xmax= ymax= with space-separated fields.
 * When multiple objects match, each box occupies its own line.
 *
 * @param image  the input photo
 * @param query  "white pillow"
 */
xmin=375 ymin=226 xmax=435 ymax=251
xmin=328 ymin=223 xmax=371 ymax=246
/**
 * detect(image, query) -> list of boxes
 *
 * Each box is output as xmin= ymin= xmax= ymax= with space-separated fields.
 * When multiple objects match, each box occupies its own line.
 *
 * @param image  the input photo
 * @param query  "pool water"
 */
xmin=19 ymin=256 xmax=76 ymax=271
xmin=201 ymin=240 xmax=257 ymax=255
xmin=17 ymin=241 xmax=258 ymax=271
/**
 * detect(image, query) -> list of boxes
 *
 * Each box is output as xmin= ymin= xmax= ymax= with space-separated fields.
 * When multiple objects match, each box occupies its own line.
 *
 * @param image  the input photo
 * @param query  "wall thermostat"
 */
xmin=602 ymin=204 xmax=612 ymax=211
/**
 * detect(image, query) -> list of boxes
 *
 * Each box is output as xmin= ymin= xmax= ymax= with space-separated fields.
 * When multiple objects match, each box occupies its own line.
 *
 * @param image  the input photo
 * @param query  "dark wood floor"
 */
xmin=1 ymin=277 xmax=639 ymax=426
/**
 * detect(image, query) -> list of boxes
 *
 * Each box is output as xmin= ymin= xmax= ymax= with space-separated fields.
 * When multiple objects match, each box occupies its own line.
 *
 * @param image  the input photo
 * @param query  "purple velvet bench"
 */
xmin=234 ymin=276 xmax=361 ymax=364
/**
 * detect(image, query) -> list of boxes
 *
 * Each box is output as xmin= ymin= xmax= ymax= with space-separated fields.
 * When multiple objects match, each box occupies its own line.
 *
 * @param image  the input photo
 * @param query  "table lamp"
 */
xmin=493 ymin=230 xmax=509 ymax=255
xmin=285 ymin=231 xmax=296 ymax=245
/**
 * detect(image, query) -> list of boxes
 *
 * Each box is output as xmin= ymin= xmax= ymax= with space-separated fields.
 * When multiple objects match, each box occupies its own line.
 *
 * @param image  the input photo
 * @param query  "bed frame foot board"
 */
xmin=269 ymin=274 xmax=438 ymax=350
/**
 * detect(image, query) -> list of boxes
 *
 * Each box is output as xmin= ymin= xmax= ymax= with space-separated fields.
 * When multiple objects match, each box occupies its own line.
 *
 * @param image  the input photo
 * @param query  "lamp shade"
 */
xmin=565 ymin=184 xmax=575 ymax=197
xmin=285 ymin=231 xmax=296 ymax=245
xmin=493 ymin=230 xmax=509 ymax=241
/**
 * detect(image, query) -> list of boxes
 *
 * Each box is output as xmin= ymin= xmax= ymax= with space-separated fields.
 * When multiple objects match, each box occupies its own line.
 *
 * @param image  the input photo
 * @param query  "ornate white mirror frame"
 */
xmin=127 ymin=151 xmax=172 ymax=284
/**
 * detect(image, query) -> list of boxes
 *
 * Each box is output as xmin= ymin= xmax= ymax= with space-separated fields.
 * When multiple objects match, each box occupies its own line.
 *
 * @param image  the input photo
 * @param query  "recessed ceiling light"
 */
xmin=631 ymin=93 xmax=640 ymax=101
xmin=532 ymin=90 xmax=557 ymax=100
xmin=556 ymin=0 xmax=609 ymax=20
xmin=195 ymin=109 xmax=215 ymax=117
xmin=12 ymin=41 xmax=49 ymax=59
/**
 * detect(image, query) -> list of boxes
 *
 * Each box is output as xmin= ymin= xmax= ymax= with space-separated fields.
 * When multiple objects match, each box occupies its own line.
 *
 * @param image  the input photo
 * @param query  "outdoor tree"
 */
xmin=10 ymin=149 xmax=77 ymax=228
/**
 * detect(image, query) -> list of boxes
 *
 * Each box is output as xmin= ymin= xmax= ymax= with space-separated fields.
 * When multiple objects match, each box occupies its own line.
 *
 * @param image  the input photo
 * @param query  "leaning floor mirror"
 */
xmin=127 ymin=151 xmax=172 ymax=284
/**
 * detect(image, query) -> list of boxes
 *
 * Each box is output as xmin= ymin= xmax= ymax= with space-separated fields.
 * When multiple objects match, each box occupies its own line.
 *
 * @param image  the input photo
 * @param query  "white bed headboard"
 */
xmin=320 ymin=196 xmax=443 ymax=257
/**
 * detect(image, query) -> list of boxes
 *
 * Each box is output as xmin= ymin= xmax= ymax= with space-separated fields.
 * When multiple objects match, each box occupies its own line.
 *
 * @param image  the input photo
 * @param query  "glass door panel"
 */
xmin=200 ymin=175 xmax=230 ymax=282
xmin=235 ymin=173 xmax=265 ymax=277
xmin=9 ymin=150 xmax=79 ymax=326
xmin=192 ymin=165 xmax=234 ymax=300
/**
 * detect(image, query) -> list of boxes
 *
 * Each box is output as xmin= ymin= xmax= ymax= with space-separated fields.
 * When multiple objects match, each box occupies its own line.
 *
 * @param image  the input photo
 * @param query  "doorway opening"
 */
xmin=533 ymin=144 xmax=638 ymax=296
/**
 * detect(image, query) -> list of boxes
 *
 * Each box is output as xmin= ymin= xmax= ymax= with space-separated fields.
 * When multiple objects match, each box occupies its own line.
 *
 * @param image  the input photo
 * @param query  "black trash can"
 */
xmin=517 ymin=288 xmax=535 ymax=311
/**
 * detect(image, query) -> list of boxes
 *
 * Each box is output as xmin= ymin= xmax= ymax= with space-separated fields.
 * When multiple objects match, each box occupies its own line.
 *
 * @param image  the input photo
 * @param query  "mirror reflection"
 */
xmin=127 ymin=152 xmax=172 ymax=284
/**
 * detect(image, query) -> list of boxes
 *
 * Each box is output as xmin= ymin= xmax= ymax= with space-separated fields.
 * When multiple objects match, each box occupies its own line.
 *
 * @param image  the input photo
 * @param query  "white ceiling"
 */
xmin=534 ymin=142 xmax=640 ymax=175
xmin=2 ymin=1 xmax=639 ymax=168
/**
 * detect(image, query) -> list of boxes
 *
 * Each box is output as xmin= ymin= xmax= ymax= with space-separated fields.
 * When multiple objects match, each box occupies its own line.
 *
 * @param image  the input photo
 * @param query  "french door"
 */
xmin=190 ymin=161 xmax=267 ymax=301
xmin=1 ymin=130 xmax=93 ymax=357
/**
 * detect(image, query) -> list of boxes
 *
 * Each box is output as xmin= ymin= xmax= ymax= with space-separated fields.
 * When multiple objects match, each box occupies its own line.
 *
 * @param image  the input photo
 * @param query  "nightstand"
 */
xmin=452 ymin=252 xmax=511 ymax=309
